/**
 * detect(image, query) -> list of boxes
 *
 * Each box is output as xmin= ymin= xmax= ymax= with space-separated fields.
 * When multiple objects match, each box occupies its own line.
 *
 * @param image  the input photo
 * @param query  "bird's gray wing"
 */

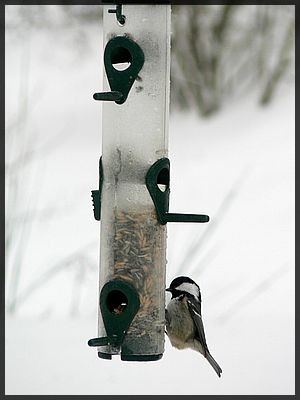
xmin=187 ymin=296 xmax=209 ymax=355
xmin=187 ymin=296 xmax=223 ymax=377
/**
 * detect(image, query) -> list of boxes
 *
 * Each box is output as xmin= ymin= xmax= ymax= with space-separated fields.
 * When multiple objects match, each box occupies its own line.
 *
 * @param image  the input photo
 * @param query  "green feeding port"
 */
xmin=89 ymin=279 xmax=163 ymax=361
xmin=93 ymin=36 xmax=144 ymax=104
xmin=88 ymin=280 xmax=141 ymax=356
xmin=146 ymin=157 xmax=210 ymax=225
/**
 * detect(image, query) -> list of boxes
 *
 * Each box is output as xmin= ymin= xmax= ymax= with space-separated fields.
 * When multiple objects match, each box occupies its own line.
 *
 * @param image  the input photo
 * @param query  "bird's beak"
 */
xmin=165 ymin=288 xmax=171 ymax=292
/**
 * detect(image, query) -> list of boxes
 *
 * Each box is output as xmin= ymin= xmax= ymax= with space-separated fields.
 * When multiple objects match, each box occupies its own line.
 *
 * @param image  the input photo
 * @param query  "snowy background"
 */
xmin=5 ymin=5 xmax=294 ymax=395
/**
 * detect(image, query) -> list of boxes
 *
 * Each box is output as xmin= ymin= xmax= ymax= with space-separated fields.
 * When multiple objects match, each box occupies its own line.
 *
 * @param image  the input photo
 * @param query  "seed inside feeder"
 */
xmin=111 ymin=210 xmax=165 ymax=351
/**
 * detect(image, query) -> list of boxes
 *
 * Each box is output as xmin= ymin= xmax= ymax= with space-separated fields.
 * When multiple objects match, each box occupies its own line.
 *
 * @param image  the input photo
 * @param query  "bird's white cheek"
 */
xmin=176 ymin=282 xmax=200 ymax=299
xmin=165 ymin=291 xmax=171 ymax=306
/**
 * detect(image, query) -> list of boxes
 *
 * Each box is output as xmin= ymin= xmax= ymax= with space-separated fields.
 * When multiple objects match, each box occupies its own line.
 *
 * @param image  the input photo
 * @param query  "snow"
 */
xmin=5 ymin=312 xmax=294 ymax=395
xmin=5 ymin=7 xmax=294 ymax=395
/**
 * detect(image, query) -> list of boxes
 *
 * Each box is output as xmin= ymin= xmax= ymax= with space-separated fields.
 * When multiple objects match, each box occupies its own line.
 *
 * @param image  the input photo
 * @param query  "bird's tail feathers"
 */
xmin=205 ymin=351 xmax=222 ymax=377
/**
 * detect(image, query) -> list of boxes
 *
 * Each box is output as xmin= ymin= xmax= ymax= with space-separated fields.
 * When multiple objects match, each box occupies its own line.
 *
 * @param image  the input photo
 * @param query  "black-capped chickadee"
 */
xmin=165 ymin=276 xmax=222 ymax=377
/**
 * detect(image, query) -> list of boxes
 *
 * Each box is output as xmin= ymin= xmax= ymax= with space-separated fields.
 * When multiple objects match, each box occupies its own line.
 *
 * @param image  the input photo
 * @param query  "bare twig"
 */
xmin=188 ymin=243 xmax=221 ymax=277
xmin=260 ymin=19 xmax=295 ymax=105
xmin=173 ymin=166 xmax=250 ymax=277
xmin=217 ymin=263 xmax=292 ymax=324
xmin=8 ymin=241 xmax=98 ymax=311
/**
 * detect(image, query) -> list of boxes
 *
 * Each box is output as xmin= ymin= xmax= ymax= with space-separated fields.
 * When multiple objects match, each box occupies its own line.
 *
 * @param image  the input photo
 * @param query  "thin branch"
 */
xmin=188 ymin=242 xmax=221 ymax=277
xmin=260 ymin=19 xmax=295 ymax=105
xmin=217 ymin=263 xmax=292 ymax=324
xmin=173 ymin=166 xmax=250 ymax=277
xmin=7 ymin=241 xmax=98 ymax=312
xmin=6 ymin=123 xmax=71 ymax=174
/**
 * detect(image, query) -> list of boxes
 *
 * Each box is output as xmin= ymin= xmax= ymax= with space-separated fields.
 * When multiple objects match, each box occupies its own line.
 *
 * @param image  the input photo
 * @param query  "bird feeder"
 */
xmin=88 ymin=2 xmax=209 ymax=361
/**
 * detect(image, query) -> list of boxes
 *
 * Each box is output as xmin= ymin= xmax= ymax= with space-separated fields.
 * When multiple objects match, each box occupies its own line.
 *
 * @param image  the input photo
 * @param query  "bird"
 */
xmin=165 ymin=276 xmax=222 ymax=377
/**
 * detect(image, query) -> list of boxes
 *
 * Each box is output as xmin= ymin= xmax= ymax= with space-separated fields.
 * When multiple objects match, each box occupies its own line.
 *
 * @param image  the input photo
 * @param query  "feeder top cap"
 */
xmin=100 ymin=1 xmax=171 ymax=4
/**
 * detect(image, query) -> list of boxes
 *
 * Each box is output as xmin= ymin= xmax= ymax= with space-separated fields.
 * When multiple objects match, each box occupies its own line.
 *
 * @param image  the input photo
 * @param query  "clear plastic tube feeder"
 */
xmin=88 ymin=2 xmax=209 ymax=362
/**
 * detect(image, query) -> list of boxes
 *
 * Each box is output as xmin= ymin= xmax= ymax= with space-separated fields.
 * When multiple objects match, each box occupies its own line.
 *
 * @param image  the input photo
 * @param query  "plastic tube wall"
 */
xmin=97 ymin=5 xmax=171 ymax=360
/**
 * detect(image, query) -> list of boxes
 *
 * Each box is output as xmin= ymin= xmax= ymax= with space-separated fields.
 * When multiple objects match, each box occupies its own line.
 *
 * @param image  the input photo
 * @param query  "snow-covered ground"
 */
xmin=5 ymin=7 xmax=294 ymax=395
xmin=5 ymin=311 xmax=294 ymax=395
